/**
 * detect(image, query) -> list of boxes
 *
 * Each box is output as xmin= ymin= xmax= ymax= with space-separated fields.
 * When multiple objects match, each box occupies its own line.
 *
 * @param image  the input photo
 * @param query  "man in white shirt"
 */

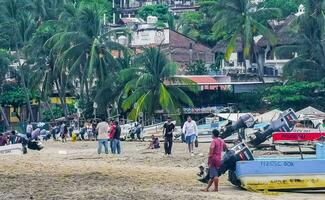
xmin=182 ymin=116 xmax=198 ymax=156
xmin=26 ymin=122 xmax=33 ymax=139
xmin=96 ymin=119 xmax=109 ymax=154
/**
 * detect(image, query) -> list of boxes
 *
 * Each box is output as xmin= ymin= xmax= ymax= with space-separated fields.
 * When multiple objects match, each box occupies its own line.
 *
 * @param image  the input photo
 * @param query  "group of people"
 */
xmin=96 ymin=119 xmax=121 ymax=154
xmin=0 ymin=130 xmax=19 ymax=146
xmin=158 ymin=115 xmax=227 ymax=192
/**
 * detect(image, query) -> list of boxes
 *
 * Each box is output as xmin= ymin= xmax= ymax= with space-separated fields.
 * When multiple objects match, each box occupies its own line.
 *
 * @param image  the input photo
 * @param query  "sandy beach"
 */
xmin=0 ymin=141 xmax=324 ymax=200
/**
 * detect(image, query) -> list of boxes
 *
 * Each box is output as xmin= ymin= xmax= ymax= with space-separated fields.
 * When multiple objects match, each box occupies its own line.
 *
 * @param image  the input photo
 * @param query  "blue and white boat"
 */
xmin=235 ymin=155 xmax=325 ymax=190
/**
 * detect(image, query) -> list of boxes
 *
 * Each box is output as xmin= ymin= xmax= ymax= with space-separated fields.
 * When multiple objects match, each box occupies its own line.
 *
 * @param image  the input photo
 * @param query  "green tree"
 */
xmin=179 ymin=1 xmax=220 ymax=46
xmin=213 ymin=0 xmax=281 ymax=78
xmin=263 ymin=82 xmax=325 ymax=110
xmin=0 ymin=49 xmax=13 ymax=126
xmin=45 ymin=3 xmax=126 ymax=119
xmin=276 ymin=0 xmax=325 ymax=82
xmin=259 ymin=0 xmax=306 ymax=17
xmin=0 ymin=83 xmax=28 ymax=121
xmin=186 ymin=60 xmax=208 ymax=75
xmin=138 ymin=4 xmax=174 ymax=29
xmin=120 ymin=47 xmax=196 ymax=121
xmin=0 ymin=0 xmax=37 ymax=121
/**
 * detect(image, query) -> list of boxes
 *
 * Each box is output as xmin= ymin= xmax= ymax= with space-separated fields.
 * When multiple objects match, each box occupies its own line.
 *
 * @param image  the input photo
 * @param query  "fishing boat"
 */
xmin=235 ymin=156 xmax=325 ymax=191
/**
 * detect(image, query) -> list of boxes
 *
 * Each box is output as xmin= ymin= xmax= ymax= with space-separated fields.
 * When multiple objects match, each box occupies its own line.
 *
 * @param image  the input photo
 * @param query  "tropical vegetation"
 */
xmin=0 ymin=0 xmax=324 ymax=128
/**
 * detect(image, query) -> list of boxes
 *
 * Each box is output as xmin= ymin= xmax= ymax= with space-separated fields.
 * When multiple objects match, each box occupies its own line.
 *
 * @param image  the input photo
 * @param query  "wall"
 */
xmin=168 ymin=30 xmax=214 ymax=65
xmin=131 ymin=28 xmax=170 ymax=47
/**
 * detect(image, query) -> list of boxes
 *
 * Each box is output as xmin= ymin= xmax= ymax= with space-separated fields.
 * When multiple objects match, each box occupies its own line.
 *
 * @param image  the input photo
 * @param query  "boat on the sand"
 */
xmin=235 ymin=157 xmax=325 ymax=191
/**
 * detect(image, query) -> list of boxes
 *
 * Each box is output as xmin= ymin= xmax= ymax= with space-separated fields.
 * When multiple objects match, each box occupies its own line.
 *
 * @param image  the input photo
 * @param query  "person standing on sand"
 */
xmin=163 ymin=116 xmax=175 ymax=155
xmin=182 ymin=116 xmax=198 ymax=156
xmin=202 ymin=129 xmax=228 ymax=192
xmin=26 ymin=122 xmax=33 ymax=139
xmin=96 ymin=119 xmax=109 ymax=154
xmin=109 ymin=120 xmax=116 ymax=153
xmin=112 ymin=121 xmax=121 ymax=154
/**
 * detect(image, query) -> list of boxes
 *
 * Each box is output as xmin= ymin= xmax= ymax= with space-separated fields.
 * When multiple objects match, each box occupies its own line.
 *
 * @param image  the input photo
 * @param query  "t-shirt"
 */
xmin=109 ymin=124 xmax=116 ymax=139
xmin=163 ymin=122 xmax=175 ymax=138
xmin=0 ymin=136 xmax=7 ymax=146
xmin=26 ymin=124 xmax=33 ymax=133
xmin=114 ymin=125 xmax=121 ymax=140
xmin=96 ymin=122 xmax=109 ymax=140
xmin=208 ymin=138 xmax=227 ymax=168
xmin=182 ymin=120 xmax=198 ymax=137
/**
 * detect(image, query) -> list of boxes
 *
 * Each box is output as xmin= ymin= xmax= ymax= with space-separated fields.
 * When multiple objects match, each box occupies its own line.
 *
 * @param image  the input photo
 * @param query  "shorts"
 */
xmin=209 ymin=167 xmax=219 ymax=179
xmin=185 ymin=135 xmax=196 ymax=144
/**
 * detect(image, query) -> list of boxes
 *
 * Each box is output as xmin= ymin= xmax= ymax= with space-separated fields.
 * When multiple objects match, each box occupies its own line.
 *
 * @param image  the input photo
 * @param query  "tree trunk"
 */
xmin=55 ymin=80 xmax=68 ymax=119
xmin=0 ymin=106 xmax=10 ymax=128
xmin=15 ymin=43 xmax=35 ymax=122
xmin=45 ymin=101 xmax=55 ymax=122
xmin=85 ymin=79 xmax=90 ymax=102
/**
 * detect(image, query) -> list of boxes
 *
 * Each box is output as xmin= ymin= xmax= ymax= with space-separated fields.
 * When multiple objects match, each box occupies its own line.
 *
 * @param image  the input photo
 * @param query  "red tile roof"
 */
xmin=186 ymin=76 xmax=218 ymax=84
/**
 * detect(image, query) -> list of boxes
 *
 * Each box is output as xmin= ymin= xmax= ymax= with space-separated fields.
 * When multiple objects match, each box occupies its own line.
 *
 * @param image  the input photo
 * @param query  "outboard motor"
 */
xmin=248 ymin=108 xmax=298 ymax=146
xmin=198 ymin=142 xmax=254 ymax=185
xmin=220 ymin=114 xmax=255 ymax=139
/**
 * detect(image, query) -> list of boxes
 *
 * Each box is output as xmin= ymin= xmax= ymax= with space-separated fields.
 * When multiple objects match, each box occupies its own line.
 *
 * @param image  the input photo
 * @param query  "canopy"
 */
xmin=256 ymin=109 xmax=282 ymax=123
xmin=297 ymin=106 xmax=325 ymax=116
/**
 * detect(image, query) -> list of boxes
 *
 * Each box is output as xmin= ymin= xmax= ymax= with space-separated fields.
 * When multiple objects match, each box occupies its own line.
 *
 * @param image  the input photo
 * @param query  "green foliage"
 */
xmin=259 ymin=0 xmax=306 ymax=17
xmin=0 ymin=49 xmax=12 ymax=80
xmin=179 ymin=1 xmax=219 ymax=46
xmin=42 ymin=104 xmax=76 ymax=122
xmin=0 ymin=83 xmax=27 ymax=107
xmin=238 ymin=90 xmax=265 ymax=112
xmin=276 ymin=0 xmax=325 ymax=82
xmin=120 ymin=47 xmax=196 ymax=120
xmin=263 ymin=82 xmax=325 ymax=110
xmin=186 ymin=60 xmax=208 ymax=75
xmin=138 ymin=4 xmax=174 ymax=28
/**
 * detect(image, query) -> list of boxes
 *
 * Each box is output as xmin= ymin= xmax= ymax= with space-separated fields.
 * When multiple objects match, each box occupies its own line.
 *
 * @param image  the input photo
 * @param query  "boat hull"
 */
xmin=236 ymin=159 xmax=325 ymax=190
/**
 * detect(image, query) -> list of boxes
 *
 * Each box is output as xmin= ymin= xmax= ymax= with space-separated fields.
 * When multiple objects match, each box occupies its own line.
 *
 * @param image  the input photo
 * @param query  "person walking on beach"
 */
xmin=96 ymin=119 xmax=109 ymax=154
xmin=182 ymin=116 xmax=198 ymax=156
xmin=202 ymin=129 xmax=228 ymax=192
xmin=112 ymin=121 xmax=121 ymax=154
xmin=163 ymin=116 xmax=175 ymax=155
xmin=60 ymin=122 xmax=68 ymax=142
xmin=26 ymin=122 xmax=33 ymax=139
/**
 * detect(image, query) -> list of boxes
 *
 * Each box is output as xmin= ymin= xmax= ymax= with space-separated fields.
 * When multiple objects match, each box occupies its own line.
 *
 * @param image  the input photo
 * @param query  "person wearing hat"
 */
xmin=163 ymin=116 xmax=175 ymax=155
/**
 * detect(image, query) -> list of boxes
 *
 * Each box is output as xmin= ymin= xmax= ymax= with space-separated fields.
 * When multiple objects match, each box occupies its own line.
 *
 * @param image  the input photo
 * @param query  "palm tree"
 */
xmin=213 ymin=0 xmax=281 ymax=78
xmin=0 ymin=0 xmax=37 ymax=122
xmin=0 ymin=49 xmax=12 ymax=127
xmin=276 ymin=0 xmax=325 ymax=81
xmin=120 ymin=47 xmax=196 ymax=122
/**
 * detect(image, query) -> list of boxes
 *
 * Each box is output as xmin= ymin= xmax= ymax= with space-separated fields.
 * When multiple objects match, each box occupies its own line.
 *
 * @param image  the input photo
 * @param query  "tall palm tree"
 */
xmin=213 ymin=0 xmax=281 ymax=78
xmin=0 ymin=49 xmax=12 ymax=127
xmin=45 ymin=5 xmax=126 ymax=101
xmin=276 ymin=0 xmax=325 ymax=81
xmin=0 ymin=0 xmax=37 ymax=122
xmin=120 ymin=47 xmax=196 ymax=121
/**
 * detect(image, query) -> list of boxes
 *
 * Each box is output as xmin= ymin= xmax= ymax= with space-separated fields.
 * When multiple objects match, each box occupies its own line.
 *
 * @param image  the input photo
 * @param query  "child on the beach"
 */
xmin=148 ymin=135 xmax=160 ymax=149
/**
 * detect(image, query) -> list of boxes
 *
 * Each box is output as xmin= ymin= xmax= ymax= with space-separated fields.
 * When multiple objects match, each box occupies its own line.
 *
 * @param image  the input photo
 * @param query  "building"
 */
xmin=213 ymin=4 xmax=305 ymax=78
xmin=111 ymin=16 xmax=215 ymax=74
xmin=113 ymin=0 xmax=198 ymax=23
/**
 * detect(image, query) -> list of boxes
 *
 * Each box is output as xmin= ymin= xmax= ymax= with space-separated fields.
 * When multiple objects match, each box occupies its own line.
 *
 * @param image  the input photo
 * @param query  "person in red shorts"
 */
xmin=202 ymin=129 xmax=228 ymax=192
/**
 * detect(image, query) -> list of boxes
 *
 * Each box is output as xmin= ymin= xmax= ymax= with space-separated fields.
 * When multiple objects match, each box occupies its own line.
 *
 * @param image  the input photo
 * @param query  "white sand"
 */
xmin=0 ymin=141 xmax=323 ymax=200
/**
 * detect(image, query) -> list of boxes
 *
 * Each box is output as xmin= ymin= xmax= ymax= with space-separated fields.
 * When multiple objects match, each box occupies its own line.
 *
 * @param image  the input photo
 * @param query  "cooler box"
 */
xmin=316 ymin=143 xmax=325 ymax=159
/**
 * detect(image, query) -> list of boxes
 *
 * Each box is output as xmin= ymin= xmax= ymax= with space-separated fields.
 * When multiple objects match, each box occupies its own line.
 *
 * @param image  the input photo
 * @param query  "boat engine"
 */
xmin=198 ymin=142 xmax=254 ymax=186
xmin=248 ymin=109 xmax=298 ymax=146
xmin=220 ymin=114 xmax=255 ymax=139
